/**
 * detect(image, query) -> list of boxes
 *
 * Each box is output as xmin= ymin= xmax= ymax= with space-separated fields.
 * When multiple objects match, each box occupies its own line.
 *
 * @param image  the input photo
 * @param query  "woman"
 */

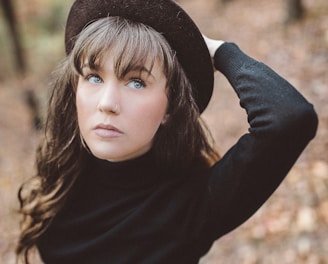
xmin=16 ymin=0 xmax=318 ymax=263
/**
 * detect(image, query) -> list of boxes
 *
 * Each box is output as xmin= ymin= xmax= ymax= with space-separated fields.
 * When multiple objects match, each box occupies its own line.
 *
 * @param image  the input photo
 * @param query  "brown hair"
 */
xmin=16 ymin=17 xmax=219 ymax=263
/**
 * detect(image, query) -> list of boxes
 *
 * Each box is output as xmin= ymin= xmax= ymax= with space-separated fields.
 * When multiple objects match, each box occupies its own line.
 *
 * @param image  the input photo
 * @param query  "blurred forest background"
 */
xmin=0 ymin=0 xmax=327 ymax=263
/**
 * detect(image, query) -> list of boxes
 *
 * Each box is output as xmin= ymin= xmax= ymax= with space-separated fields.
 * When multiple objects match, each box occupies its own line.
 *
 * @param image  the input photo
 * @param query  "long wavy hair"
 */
xmin=16 ymin=17 xmax=219 ymax=263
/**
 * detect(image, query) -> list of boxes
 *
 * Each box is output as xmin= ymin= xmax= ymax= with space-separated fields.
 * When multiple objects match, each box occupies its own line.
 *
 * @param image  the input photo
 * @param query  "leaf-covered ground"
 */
xmin=0 ymin=0 xmax=327 ymax=263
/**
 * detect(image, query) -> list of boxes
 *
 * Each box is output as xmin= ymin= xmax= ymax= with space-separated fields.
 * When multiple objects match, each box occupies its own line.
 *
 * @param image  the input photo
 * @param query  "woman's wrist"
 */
xmin=202 ymin=35 xmax=225 ymax=58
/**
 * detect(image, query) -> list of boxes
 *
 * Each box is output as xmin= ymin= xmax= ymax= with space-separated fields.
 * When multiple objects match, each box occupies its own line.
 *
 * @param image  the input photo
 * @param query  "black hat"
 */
xmin=65 ymin=0 xmax=213 ymax=113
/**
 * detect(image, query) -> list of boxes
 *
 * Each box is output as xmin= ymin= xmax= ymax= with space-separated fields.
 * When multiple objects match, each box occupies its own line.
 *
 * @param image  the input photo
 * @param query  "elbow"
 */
xmin=300 ymin=103 xmax=318 ymax=140
xmin=254 ymin=102 xmax=319 ymax=143
xmin=250 ymin=102 xmax=318 ymax=142
xmin=280 ymin=102 xmax=318 ymax=142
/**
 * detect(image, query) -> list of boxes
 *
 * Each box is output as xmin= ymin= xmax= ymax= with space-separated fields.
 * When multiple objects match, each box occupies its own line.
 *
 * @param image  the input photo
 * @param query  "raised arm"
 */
xmin=204 ymin=38 xmax=318 ymax=238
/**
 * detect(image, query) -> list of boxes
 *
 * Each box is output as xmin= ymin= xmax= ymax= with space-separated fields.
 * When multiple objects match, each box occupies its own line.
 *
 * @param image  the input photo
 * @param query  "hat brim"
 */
xmin=65 ymin=0 xmax=213 ymax=113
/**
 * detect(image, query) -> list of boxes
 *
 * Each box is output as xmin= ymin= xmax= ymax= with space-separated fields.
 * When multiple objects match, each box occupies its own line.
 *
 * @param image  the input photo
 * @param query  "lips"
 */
xmin=93 ymin=123 xmax=123 ymax=139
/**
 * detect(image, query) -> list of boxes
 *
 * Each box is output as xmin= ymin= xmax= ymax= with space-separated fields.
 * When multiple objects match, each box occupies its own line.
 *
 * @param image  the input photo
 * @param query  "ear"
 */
xmin=161 ymin=114 xmax=170 ymax=125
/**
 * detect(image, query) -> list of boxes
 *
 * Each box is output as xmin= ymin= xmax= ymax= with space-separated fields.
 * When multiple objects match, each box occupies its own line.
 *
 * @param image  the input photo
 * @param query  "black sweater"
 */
xmin=37 ymin=43 xmax=318 ymax=263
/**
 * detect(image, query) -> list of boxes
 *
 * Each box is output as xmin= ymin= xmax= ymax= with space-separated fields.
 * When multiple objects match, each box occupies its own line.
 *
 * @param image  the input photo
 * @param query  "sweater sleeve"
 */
xmin=207 ymin=42 xmax=318 ymax=238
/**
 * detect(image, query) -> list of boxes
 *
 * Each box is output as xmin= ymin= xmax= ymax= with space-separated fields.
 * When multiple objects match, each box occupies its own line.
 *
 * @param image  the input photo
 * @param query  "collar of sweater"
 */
xmin=79 ymin=150 xmax=176 ymax=191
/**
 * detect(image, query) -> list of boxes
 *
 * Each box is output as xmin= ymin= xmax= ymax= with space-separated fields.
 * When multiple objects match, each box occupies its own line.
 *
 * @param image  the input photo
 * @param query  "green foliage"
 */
xmin=35 ymin=2 xmax=69 ymax=34
xmin=0 ymin=1 xmax=72 ymax=78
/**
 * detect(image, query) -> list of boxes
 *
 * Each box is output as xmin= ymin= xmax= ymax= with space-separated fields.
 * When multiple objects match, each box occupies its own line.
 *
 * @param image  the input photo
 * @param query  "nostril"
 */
xmin=111 ymin=103 xmax=120 ymax=114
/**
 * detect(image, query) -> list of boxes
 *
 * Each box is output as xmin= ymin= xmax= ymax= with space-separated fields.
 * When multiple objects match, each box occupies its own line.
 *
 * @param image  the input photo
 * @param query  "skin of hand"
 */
xmin=202 ymin=34 xmax=225 ymax=69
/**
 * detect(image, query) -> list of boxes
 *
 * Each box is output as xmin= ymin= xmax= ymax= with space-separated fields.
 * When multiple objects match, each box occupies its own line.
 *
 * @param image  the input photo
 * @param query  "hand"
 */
xmin=202 ymin=34 xmax=225 ymax=58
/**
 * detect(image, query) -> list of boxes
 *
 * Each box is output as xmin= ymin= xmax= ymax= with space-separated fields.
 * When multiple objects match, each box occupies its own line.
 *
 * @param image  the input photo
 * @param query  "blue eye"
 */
xmin=87 ymin=75 xmax=103 ymax=84
xmin=127 ymin=79 xmax=145 ymax=90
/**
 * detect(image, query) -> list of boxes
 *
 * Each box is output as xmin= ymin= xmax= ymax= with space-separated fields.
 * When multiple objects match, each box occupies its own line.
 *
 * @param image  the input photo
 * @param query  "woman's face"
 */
xmin=76 ymin=51 xmax=168 ymax=162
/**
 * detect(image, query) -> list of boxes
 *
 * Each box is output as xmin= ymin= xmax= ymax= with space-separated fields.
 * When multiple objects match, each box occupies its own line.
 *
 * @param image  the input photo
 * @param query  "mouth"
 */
xmin=93 ymin=123 xmax=123 ymax=139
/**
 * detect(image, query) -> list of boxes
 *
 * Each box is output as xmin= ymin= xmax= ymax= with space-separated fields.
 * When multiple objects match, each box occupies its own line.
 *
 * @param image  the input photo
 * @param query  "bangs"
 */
xmin=70 ymin=17 xmax=175 ymax=80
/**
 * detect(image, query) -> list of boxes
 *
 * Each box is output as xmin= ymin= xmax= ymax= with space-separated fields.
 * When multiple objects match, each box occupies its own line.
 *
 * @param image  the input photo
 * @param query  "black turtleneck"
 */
xmin=37 ymin=43 xmax=318 ymax=264
xmin=38 ymin=151 xmax=212 ymax=264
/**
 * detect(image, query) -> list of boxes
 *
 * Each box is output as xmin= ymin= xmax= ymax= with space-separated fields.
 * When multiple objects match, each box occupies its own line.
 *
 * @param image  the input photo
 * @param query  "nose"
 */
xmin=97 ymin=81 xmax=121 ymax=114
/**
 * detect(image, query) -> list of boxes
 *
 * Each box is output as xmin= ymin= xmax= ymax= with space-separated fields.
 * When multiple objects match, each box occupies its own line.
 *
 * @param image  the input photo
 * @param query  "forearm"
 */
xmin=207 ymin=42 xmax=318 ymax=237
xmin=214 ymin=42 xmax=317 ymax=141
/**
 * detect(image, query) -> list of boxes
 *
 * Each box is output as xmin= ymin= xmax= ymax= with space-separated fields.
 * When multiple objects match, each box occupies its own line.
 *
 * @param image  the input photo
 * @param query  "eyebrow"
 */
xmin=81 ymin=63 xmax=99 ymax=72
xmin=121 ymin=65 xmax=155 ymax=80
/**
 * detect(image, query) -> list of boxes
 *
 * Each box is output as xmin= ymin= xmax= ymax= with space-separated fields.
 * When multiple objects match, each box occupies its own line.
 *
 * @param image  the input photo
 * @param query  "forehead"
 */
xmin=71 ymin=18 xmax=175 ymax=83
xmin=80 ymin=43 xmax=163 ymax=78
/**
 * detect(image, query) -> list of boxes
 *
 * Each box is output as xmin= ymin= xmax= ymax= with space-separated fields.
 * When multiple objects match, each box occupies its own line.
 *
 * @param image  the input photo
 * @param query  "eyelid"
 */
xmin=129 ymin=77 xmax=144 ymax=83
xmin=124 ymin=70 xmax=148 ymax=81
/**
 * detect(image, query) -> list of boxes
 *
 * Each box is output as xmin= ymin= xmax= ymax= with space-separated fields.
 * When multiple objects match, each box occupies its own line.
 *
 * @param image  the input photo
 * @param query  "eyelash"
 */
xmin=82 ymin=72 xmax=146 ymax=89
xmin=128 ymin=78 xmax=146 ymax=89
xmin=85 ymin=73 xmax=102 ymax=83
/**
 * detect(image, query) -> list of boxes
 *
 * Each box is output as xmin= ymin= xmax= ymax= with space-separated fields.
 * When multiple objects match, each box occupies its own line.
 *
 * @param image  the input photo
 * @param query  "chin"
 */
xmin=88 ymin=148 xmax=116 ymax=161
xmin=89 ymin=149 xmax=131 ymax=162
xmin=88 ymin=142 xmax=151 ymax=162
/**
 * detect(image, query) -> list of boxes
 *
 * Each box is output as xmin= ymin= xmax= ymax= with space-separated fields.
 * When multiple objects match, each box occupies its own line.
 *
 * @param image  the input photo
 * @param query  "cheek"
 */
xmin=140 ymin=96 xmax=167 ymax=129
xmin=75 ymin=90 xmax=92 ymax=132
xmin=76 ymin=93 xmax=84 ymax=123
xmin=128 ymin=96 xmax=167 ymax=141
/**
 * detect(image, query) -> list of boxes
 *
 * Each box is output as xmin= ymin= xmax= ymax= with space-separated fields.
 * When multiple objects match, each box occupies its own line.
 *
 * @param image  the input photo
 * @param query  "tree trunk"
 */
xmin=285 ymin=0 xmax=304 ymax=23
xmin=0 ymin=0 xmax=26 ymax=74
